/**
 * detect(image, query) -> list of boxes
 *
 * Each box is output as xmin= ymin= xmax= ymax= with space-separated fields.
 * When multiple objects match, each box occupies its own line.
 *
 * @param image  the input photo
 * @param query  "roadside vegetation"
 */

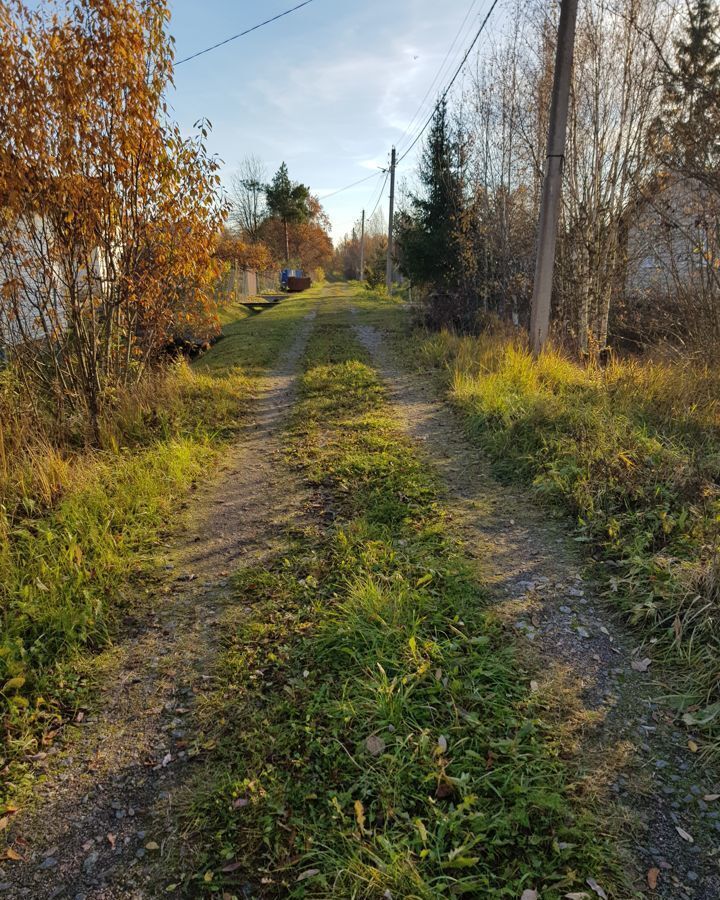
xmin=0 ymin=295 xmax=318 ymax=804
xmin=329 ymin=0 xmax=720 ymax=756
xmin=177 ymin=313 xmax=620 ymax=898
xmin=413 ymin=329 xmax=720 ymax=742
xmin=0 ymin=0 xmax=333 ymax=807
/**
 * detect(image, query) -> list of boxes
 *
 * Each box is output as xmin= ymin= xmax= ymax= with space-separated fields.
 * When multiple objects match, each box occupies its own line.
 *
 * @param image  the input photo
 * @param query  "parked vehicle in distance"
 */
xmin=281 ymin=268 xmax=312 ymax=292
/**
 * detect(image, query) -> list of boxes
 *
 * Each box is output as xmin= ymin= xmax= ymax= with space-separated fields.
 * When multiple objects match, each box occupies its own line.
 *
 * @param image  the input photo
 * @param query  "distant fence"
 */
xmin=215 ymin=265 xmax=279 ymax=304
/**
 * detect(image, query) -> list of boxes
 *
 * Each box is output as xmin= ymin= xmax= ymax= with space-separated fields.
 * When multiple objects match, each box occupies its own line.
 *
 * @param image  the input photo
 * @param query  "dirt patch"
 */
xmin=2 ymin=312 xmax=316 ymax=900
xmin=355 ymin=321 xmax=720 ymax=900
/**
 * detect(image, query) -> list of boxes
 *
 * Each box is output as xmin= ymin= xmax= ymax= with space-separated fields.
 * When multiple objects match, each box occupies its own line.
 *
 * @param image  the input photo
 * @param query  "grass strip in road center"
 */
xmin=179 ymin=319 xmax=619 ymax=898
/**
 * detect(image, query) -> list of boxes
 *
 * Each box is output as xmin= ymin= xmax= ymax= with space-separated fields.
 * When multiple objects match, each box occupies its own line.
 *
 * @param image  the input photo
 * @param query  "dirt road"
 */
xmin=5 ymin=311 xmax=316 ymax=899
xmin=5 ymin=286 xmax=719 ymax=899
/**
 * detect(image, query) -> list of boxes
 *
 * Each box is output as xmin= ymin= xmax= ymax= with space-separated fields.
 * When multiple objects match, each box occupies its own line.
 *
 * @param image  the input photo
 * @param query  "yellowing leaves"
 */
xmin=353 ymin=799 xmax=366 ymax=835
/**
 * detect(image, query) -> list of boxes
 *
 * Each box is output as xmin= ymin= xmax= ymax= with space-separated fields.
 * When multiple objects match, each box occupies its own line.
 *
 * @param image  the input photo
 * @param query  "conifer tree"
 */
xmin=396 ymin=100 xmax=466 ymax=287
xmin=266 ymin=163 xmax=310 ymax=264
xmin=654 ymin=0 xmax=720 ymax=185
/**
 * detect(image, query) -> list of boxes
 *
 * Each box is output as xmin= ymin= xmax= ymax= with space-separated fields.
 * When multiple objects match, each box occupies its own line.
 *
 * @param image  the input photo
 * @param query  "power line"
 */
xmin=321 ymin=170 xmax=386 ymax=201
xmin=175 ymin=1 xmax=316 ymax=66
xmin=368 ymin=168 xmax=390 ymax=221
xmin=396 ymin=0 xmax=484 ymax=154
xmin=397 ymin=0 xmax=500 ymax=164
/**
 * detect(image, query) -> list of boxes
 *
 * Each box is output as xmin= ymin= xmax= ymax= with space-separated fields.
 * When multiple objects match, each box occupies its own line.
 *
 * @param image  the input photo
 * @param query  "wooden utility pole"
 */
xmin=359 ymin=209 xmax=366 ymax=282
xmin=529 ymin=0 xmax=578 ymax=355
xmin=385 ymin=147 xmax=396 ymax=293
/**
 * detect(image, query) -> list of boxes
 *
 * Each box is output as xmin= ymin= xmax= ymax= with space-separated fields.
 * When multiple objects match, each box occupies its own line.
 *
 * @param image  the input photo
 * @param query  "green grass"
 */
xmin=204 ymin=290 xmax=321 ymax=377
xmin=177 ymin=311 xmax=620 ymax=898
xmin=409 ymin=330 xmax=720 ymax=741
xmin=0 ymin=294 xmax=320 ymax=803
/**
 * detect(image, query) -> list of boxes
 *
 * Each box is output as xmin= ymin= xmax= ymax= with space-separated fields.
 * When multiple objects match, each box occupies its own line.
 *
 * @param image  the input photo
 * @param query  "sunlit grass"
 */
xmin=0 ymin=292 xmax=316 ymax=799
xmin=177 ymin=313 xmax=623 ymax=898
xmin=416 ymin=329 xmax=720 ymax=742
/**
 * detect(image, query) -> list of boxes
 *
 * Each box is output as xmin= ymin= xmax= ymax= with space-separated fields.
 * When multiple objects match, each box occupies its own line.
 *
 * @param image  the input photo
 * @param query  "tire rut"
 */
xmin=4 ymin=311 xmax=317 ymax=900
xmin=354 ymin=320 xmax=720 ymax=900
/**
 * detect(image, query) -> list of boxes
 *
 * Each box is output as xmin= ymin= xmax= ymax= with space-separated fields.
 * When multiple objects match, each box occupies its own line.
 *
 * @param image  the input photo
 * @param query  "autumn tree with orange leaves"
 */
xmin=258 ymin=194 xmax=333 ymax=275
xmin=0 ymin=0 xmax=225 ymax=438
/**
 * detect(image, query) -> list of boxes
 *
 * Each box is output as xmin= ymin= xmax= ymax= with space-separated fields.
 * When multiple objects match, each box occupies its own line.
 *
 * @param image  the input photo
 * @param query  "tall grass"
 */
xmin=0 ymin=360 xmax=248 ymax=782
xmin=419 ymin=331 xmax=720 ymax=732
xmin=0 ymin=293 xmax=320 ymax=793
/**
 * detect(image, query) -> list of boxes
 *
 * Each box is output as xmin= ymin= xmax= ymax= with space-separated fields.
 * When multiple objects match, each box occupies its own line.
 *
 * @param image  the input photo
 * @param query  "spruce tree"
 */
xmin=396 ymin=100 xmax=466 ymax=287
xmin=654 ymin=0 xmax=720 ymax=183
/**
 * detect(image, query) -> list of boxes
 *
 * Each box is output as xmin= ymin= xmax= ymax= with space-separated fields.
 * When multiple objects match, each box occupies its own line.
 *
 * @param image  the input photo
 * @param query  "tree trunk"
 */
xmin=284 ymin=219 xmax=290 ymax=265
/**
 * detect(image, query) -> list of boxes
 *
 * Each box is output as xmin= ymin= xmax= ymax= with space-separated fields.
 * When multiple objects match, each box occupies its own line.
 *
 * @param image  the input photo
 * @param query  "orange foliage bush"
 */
xmin=0 ymin=0 xmax=225 ymax=437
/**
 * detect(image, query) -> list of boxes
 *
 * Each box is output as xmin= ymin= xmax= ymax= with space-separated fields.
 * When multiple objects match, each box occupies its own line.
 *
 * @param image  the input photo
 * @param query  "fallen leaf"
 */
xmin=688 ymin=740 xmax=699 ymax=753
xmin=107 ymin=833 xmax=116 ymax=849
xmin=435 ymin=778 xmax=455 ymax=799
xmin=366 ymin=735 xmax=385 ymax=757
xmin=530 ymin=680 xmax=540 ymax=693
xmin=221 ymin=861 xmax=244 ymax=873
xmin=354 ymin=799 xmax=366 ymax=834
xmin=631 ymin=658 xmax=652 ymax=672
xmin=297 ymin=869 xmax=320 ymax=882
xmin=233 ymin=797 xmax=249 ymax=809
xmin=161 ymin=753 xmax=172 ymax=767
xmin=703 ymin=793 xmax=720 ymax=802
xmin=4 ymin=848 xmax=23 ymax=861
xmin=145 ymin=841 xmax=160 ymax=851
xmin=437 ymin=735 xmax=448 ymax=753
xmin=647 ymin=867 xmax=659 ymax=890
xmin=203 ymin=871 xmax=213 ymax=883
xmin=415 ymin=819 xmax=428 ymax=844
xmin=586 ymin=878 xmax=608 ymax=899
xmin=75 ymin=711 xmax=85 ymax=723
xmin=521 ymin=891 xmax=538 ymax=900
xmin=564 ymin=894 xmax=590 ymax=900
xmin=0 ymin=817 xmax=8 ymax=832
xmin=2 ymin=676 xmax=25 ymax=692
xmin=675 ymin=826 xmax=693 ymax=843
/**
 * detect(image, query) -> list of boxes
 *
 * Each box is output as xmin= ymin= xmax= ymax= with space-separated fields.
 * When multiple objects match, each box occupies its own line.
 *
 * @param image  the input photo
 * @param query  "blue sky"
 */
xmin=168 ymin=0 xmax=505 ymax=242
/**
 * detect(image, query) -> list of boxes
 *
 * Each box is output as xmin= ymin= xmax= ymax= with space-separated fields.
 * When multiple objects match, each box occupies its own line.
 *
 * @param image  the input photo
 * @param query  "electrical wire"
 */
xmin=175 ymin=1 xmax=316 ymax=66
xmin=368 ymin=167 xmax=390 ymax=221
xmin=396 ymin=0 xmax=484 ymax=154
xmin=321 ymin=170 xmax=385 ymax=201
xmin=396 ymin=0 xmax=500 ymax=164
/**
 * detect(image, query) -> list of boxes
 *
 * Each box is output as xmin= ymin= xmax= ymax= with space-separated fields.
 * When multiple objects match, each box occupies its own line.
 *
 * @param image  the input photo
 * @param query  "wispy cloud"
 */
xmin=168 ymin=0 xmax=506 ymax=238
